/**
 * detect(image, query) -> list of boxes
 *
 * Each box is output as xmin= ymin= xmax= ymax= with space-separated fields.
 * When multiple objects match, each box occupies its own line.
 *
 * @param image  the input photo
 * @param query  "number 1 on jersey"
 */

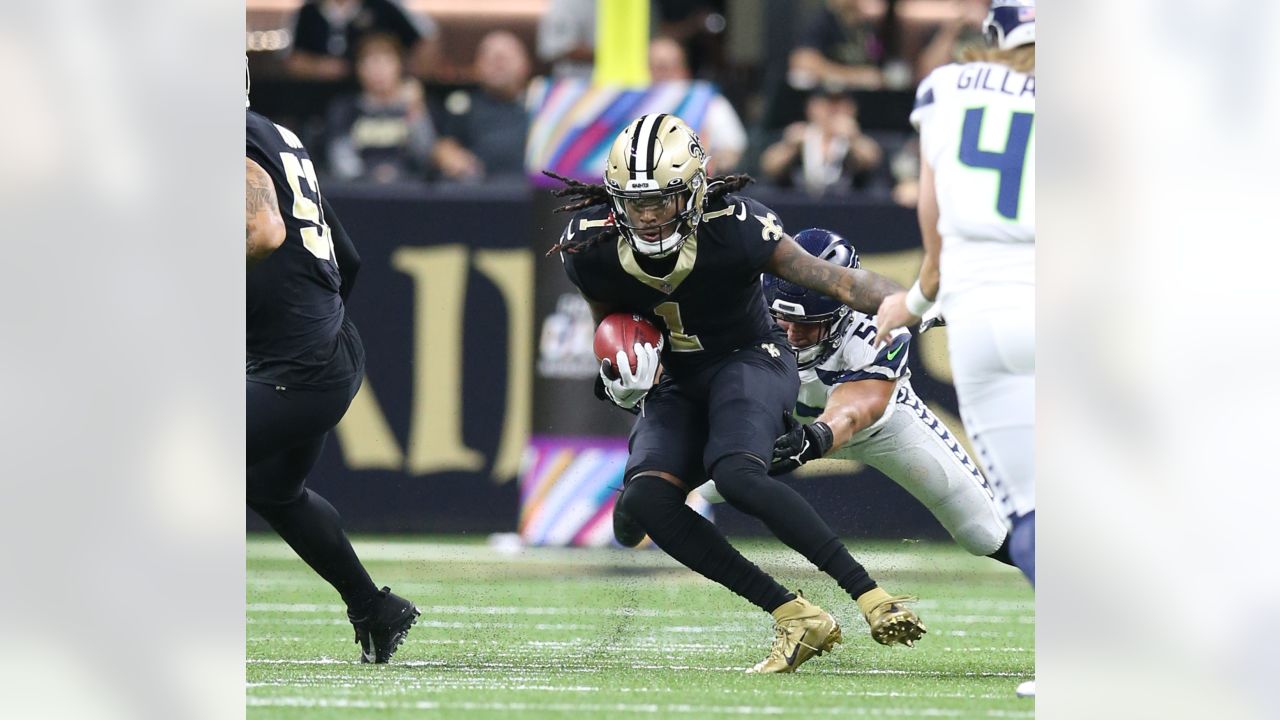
xmin=958 ymin=107 xmax=1034 ymax=220
xmin=653 ymin=302 xmax=704 ymax=352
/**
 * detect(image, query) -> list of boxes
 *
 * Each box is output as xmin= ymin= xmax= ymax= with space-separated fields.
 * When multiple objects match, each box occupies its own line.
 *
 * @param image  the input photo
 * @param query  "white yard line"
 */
xmin=247 ymin=603 xmax=1033 ymax=623
xmin=247 ymin=539 xmax=1010 ymax=576
xmin=247 ymin=696 xmax=1034 ymax=717
xmin=246 ymin=658 xmax=1032 ymax=678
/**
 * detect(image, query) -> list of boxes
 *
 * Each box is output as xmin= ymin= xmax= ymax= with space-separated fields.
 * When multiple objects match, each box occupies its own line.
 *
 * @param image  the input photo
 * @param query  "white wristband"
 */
xmin=905 ymin=280 xmax=935 ymax=316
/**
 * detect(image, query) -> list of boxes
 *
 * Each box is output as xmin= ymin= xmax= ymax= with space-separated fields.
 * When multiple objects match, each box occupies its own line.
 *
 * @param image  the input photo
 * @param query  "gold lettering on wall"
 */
xmin=472 ymin=249 xmax=534 ymax=483
xmin=392 ymin=245 xmax=485 ymax=474
xmin=334 ymin=378 xmax=404 ymax=469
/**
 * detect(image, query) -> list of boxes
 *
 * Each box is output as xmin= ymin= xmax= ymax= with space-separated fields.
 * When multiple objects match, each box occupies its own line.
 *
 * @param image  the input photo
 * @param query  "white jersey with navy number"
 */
xmin=794 ymin=313 xmax=912 ymax=443
xmin=786 ymin=313 xmax=1011 ymax=556
xmin=911 ymin=61 xmax=1035 ymax=311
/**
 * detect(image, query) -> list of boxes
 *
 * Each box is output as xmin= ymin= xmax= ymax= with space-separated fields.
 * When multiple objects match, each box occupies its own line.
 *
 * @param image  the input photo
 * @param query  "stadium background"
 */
xmin=246 ymin=0 xmax=976 ymax=540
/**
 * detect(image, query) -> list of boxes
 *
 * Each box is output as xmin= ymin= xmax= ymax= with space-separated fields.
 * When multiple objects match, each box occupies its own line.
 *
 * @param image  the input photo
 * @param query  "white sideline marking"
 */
xmin=246 ymin=680 xmax=1019 ymax=701
xmin=246 ymin=696 xmax=1034 ymax=717
xmin=246 ymin=658 xmax=1031 ymax=678
xmin=247 ymin=603 xmax=1032 ymax=624
xmin=246 ymin=539 xmax=1002 ymax=575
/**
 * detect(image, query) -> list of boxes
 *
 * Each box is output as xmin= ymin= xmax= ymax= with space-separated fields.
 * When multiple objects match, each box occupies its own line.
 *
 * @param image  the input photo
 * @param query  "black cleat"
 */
xmin=349 ymin=587 xmax=419 ymax=663
xmin=612 ymin=499 xmax=646 ymax=548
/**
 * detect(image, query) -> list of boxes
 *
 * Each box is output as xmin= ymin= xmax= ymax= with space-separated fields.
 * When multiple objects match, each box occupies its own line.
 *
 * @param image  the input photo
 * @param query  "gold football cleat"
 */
xmin=746 ymin=593 xmax=843 ymax=674
xmin=856 ymin=588 xmax=927 ymax=647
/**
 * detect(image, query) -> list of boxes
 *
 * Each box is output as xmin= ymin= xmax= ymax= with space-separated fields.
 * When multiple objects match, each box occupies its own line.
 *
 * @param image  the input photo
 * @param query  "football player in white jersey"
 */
xmin=697 ymin=229 xmax=1013 ymax=566
xmin=873 ymin=0 xmax=1035 ymax=697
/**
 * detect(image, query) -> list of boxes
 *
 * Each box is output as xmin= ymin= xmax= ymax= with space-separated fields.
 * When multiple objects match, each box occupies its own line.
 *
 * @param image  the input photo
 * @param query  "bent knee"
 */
xmin=619 ymin=472 xmax=688 ymax=522
xmin=707 ymin=453 xmax=770 ymax=499
xmin=952 ymin=520 xmax=1007 ymax=557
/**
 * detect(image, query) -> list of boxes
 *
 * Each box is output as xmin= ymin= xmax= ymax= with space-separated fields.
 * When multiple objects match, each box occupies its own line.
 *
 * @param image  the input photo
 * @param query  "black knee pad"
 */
xmin=708 ymin=453 xmax=771 ymax=504
xmin=618 ymin=472 xmax=686 ymax=527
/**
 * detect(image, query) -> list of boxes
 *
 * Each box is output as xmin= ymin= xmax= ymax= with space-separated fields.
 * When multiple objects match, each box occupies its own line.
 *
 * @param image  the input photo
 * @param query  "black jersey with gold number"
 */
xmin=561 ymin=193 xmax=787 ymax=378
xmin=247 ymin=110 xmax=363 ymax=389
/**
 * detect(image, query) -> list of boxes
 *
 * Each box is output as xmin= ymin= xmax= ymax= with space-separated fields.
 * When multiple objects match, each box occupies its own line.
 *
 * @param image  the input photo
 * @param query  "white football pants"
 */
xmin=945 ymin=300 xmax=1035 ymax=519
xmin=698 ymin=384 xmax=1009 ymax=557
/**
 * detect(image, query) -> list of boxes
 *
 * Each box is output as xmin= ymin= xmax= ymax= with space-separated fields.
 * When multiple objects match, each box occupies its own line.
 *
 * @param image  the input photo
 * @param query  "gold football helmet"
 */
xmin=604 ymin=114 xmax=708 ymax=257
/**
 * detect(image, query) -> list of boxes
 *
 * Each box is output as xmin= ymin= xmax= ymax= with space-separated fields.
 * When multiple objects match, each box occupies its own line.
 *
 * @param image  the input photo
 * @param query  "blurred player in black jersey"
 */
xmin=546 ymin=113 xmax=927 ymax=674
xmin=246 ymin=79 xmax=417 ymax=662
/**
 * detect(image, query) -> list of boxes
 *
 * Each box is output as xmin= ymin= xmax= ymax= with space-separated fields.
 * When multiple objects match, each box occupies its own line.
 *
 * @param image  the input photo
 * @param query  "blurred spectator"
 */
xmin=915 ymin=0 xmax=990 ymax=82
xmin=654 ymin=0 xmax=727 ymax=79
xmin=789 ymin=0 xmax=886 ymax=91
xmin=759 ymin=89 xmax=884 ymax=196
xmin=433 ymin=31 xmax=532 ymax=183
xmin=286 ymin=0 xmax=440 ymax=81
xmin=537 ymin=0 xmax=596 ymax=79
xmin=890 ymin=136 xmax=920 ymax=207
xmin=326 ymin=34 xmax=436 ymax=184
xmin=648 ymin=36 xmax=746 ymax=173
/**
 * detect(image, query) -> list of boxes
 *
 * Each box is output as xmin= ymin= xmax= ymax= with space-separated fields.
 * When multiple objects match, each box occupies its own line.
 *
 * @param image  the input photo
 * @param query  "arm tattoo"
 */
xmin=246 ymin=162 xmax=279 ymax=216
xmin=246 ymin=185 xmax=274 ymax=215
xmin=769 ymin=237 xmax=904 ymax=314
xmin=246 ymin=159 xmax=283 ymax=265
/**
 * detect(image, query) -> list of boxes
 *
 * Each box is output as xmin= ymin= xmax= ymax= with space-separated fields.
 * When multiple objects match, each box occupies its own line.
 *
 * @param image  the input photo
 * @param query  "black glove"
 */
xmin=769 ymin=416 xmax=834 ymax=475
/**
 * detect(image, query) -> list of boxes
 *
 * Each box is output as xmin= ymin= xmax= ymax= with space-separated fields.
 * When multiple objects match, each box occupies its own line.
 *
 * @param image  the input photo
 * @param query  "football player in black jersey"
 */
xmin=546 ymin=113 xmax=928 ymax=674
xmin=247 ymin=92 xmax=418 ymax=663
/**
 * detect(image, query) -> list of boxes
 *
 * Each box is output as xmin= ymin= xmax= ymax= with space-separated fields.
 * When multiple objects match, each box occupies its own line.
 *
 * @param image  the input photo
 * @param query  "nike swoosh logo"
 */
xmin=735 ymin=203 xmax=746 ymax=221
xmin=886 ymin=343 xmax=904 ymax=361
xmin=785 ymin=640 xmax=803 ymax=666
xmin=565 ymin=222 xmax=577 ymax=240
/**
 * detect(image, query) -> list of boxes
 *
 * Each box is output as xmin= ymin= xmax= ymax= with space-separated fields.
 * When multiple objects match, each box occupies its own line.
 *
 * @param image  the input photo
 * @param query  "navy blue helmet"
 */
xmin=762 ymin=228 xmax=859 ymax=370
xmin=984 ymin=0 xmax=1035 ymax=50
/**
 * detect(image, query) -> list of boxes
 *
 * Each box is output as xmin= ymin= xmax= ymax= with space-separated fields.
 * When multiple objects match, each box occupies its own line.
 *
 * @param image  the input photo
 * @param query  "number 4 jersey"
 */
xmin=247 ymin=109 xmax=363 ymax=390
xmin=911 ymin=61 xmax=1035 ymax=305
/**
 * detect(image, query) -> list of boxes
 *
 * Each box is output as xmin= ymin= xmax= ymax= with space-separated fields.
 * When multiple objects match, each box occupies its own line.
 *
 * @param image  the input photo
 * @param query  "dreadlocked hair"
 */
xmin=543 ymin=171 xmax=757 ymax=255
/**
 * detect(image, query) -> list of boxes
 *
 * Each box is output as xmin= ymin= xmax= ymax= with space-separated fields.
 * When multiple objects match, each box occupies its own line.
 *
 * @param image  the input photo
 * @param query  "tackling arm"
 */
xmin=816 ymin=379 xmax=897 ymax=450
xmin=765 ymin=234 xmax=905 ymax=315
xmin=246 ymin=158 xmax=285 ymax=268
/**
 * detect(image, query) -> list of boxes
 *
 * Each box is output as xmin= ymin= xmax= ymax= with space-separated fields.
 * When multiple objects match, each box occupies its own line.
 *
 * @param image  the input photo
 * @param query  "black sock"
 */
xmin=711 ymin=454 xmax=877 ymax=601
xmin=249 ymin=488 xmax=380 ymax=612
xmin=621 ymin=474 xmax=795 ymax=612
xmin=987 ymin=533 xmax=1015 ymax=567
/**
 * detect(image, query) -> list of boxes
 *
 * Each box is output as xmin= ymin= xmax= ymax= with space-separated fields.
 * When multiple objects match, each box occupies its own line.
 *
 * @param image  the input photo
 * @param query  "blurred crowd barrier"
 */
xmin=247 ymin=182 xmax=973 ymax=541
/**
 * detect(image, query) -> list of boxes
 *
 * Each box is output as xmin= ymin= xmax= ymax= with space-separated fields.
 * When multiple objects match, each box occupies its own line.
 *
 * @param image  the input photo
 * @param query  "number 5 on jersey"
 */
xmin=279 ymin=152 xmax=336 ymax=262
xmin=653 ymin=301 xmax=704 ymax=352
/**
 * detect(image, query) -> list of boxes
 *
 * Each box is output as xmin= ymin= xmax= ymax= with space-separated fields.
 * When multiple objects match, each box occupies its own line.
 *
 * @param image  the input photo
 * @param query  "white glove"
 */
xmin=600 ymin=342 xmax=660 ymax=410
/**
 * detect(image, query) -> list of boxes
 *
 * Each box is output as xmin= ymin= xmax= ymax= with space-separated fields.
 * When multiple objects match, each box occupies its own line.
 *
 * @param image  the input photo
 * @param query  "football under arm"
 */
xmin=322 ymin=195 xmax=361 ymax=300
xmin=584 ymin=296 xmax=617 ymax=326
xmin=765 ymin=234 xmax=905 ymax=315
xmin=246 ymin=157 xmax=285 ymax=268
xmin=816 ymin=378 xmax=897 ymax=451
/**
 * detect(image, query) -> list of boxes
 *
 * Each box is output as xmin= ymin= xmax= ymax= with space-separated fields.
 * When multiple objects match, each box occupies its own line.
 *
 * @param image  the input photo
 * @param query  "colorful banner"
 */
xmin=519 ymin=435 xmax=713 ymax=547
xmin=525 ymin=78 xmax=721 ymax=186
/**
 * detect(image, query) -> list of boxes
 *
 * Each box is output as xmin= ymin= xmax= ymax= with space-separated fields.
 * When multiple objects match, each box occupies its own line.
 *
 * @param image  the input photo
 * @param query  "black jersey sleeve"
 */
xmin=323 ymin=195 xmax=361 ymax=301
xmin=729 ymin=195 xmax=787 ymax=272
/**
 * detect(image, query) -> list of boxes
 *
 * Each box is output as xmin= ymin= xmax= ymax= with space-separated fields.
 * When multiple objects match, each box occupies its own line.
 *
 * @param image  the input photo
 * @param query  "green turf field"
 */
xmin=248 ymin=535 xmax=1034 ymax=719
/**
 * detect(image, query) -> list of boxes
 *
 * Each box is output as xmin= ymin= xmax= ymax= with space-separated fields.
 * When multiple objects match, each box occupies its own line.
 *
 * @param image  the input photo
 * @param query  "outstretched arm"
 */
xmin=246 ymin=157 xmax=285 ymax=268
xmin=765 ymin=234 xmax=904 ymax=315
xmin=874 ymin=157 xmax=942 ymax=345
xmin=816 ymin=379 xmax=896 ymax=451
